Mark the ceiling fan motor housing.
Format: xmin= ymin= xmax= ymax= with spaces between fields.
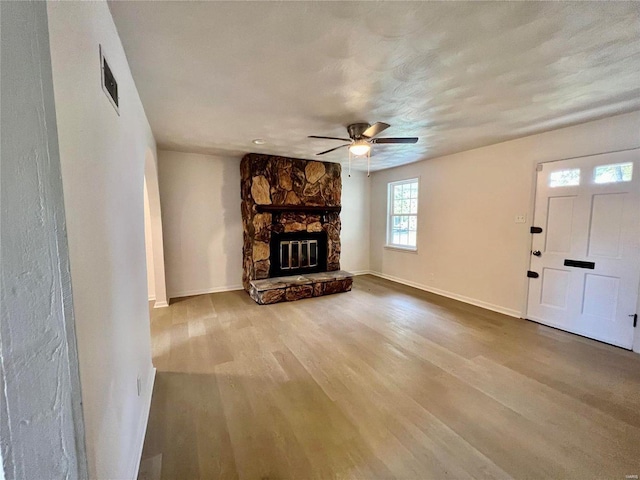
xmin=347 ymin=123 xmax=371 ymax=140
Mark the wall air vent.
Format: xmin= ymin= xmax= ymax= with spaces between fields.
xmin=100 ymin=45 xmax=119 ymax=115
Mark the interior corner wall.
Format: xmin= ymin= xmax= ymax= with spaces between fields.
xmin=0 ymin=2 xmax=87 ymax=478
xmin=339 ymin=170 xmax=371 ymax=274
xmin=370 ymin=111 xmax=640 ymax=326
xmin=46 ymin=2 xmax=156 ymax=478
xmin=158 ymin=151 xmax=371 ymax=298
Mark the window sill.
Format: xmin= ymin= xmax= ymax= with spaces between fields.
xmin=384 ymin=245 xmax=418 ymax=253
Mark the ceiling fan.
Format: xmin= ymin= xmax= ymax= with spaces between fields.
xmin=308 ymin=122 xmax=418 ymax=156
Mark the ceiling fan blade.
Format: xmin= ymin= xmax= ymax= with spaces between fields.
xmin=362 ymin=122 xmax=390 ymax=138
xmin=308 ymin=135 xmax=352 ymax=142
xmin=316 ymin=144 xmax=350 ymax=155
xmin=371 ymin=137 xmax=419 ymax=144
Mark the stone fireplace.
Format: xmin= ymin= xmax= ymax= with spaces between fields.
xmin=241 ymin=153 xmax=353 ymax=304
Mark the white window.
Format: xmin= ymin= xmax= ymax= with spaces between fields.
xmin=387 ymin=178 xmax=419 ymax=250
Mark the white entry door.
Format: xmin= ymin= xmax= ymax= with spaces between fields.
xmin=527 ymin=150 xmax=640 ymax=349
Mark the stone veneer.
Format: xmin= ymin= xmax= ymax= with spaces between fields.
xmin=241 ymin=153 xmax=343 ymax=293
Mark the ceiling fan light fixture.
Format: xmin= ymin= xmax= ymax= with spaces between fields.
xmin=309 ymin=123 xmax=417 ymax=176
xmin=348 ymin=140 xmax=370 ymax=156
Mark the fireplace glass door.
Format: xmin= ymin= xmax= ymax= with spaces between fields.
xmin=280 ymin=240 xmax=318 ymax=271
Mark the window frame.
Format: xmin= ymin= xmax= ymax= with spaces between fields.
xmin=386 ymin=177 xmax=419 ymax=252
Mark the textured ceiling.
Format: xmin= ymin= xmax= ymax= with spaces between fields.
xmin=109 ymin=1 xmax=640 ymax=171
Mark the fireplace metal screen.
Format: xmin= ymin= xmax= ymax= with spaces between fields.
xmin=270 ymin=230 xmax=327 ymax=277
xmin=280 ymin=239 xmax=318 ymax=270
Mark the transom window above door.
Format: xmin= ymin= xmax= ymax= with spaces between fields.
xmin=546 ymin=162 xmax=634 ymax=188
xmin=594 ymin=162 xmax=633 ymax=183
xmin=387 ymin=178 xmax=419 ymax=250
xmin=549 ymin=168 xmax=580 ymax=187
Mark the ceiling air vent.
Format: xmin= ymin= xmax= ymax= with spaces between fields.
xmin=100 ymin=45 xmax=119 ymax=114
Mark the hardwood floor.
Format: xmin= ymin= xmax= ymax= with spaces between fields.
xmin=139 ymin=275 xmax=640 ymax=480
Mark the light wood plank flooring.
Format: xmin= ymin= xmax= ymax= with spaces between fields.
xmin=139 ymin=275 xmax=640 ymax=480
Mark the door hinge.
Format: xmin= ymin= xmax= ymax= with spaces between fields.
xmin=527 ymin=270 xmax=539 ymax=278
xmin=530 ymin=226 xmax=543 ymax=234
xmin=631 ymin=314 xmax=638 ymax=328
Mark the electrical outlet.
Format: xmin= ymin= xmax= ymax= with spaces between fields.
xmin=515 ymin=215 xmax=526 ymax=224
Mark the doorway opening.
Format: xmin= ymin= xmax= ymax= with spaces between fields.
xmin=143 ymin=149 xmax=168 ymax=308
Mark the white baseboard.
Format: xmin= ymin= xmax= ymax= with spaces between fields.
xmin=148 ymin=296 xmax=156 ymax=301
xmin=153 ymin=300 xmax=169 ymax=308
xmin=129 ymin=366 xmax=156 ymax=480
xmin=350 ymin=269 xmax=373 ymax=275
xmin=368 ymin=271 xmax=522 ymax=318
xmin=169 ymin=284 xmax=244 ymax=300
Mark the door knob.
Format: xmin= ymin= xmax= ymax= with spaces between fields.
xmin=532 ymin=250 xmax=542 ymax=257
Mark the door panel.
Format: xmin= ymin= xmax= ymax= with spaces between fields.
xmin=582 ymin=274 xmax=618 ymax=320
xmin=588 ymin=193 xmax=625 ymax=258
xmin=545 ymin=196 xmax=576 ymax=253
xmin=540 ymin=268 xmax=570 ymax=308
xmin=527 ymin=150 xmax=639 ymax=349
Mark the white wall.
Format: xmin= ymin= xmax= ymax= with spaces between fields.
xmin=370 ymin=111 xmax=640 ymax=350
xmin=0 ymin=2 xmax=87 ymax=478
xmin=158 ymin=151 xmax=371 ymax=298
xmin=158 ymin=151 xmax=243 ymax=297
xmin=47 ymin=2 xmax=156 ymax=478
